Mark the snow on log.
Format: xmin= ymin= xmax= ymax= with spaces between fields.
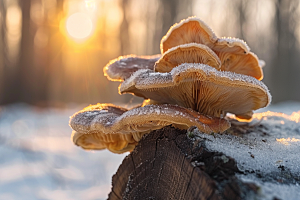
xmin=108 ymin=111 xmax=300 ymax=200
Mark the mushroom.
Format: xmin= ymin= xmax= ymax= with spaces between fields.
xmin=70 ymin=103 xmax=230 ymax=153
xmin=217 ymin=51 xmax=263 ymax=80
xmin=213 ymin=37 xmax=250 ymax=55
xmin=154 ymin=43 xmax=221 ymax=73
xmin=160 ymin=17 xmax=263 ymax=80
xmin=160 ymin=17 xmax=218 ymax=53
xmin=103 ymin=54 xmax=160 ymax=81
xmin=120 ymin=63 xmax=271 ymax=120
xmin=70 ymin=16 xmax=272 ymax=154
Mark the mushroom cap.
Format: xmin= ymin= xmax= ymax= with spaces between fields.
xmin=71 ymin=131 xmax=138 ymax=153
xmin=214 ymin=37 xmax=250 ymax=54
xmin=160 ymin=17 xmax=263 ymax=80
xmin=103 ymin=54 xmax=160 ymax=81
xmin=213 ymin=37 xmax=263 ymax=80
xmin=120 ymin=63 xmax=271 ymax=119
xmin=154 ymin=43 xmax=221 ymax=73
xmin=217 ymin=51 xmax=264 ymax=80
xmin=160 ymin=17 xmax=217 ymax=54
xmin=70 ymin=103 xmax=230 ymax=153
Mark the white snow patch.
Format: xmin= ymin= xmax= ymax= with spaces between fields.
xmin=0 ymin=104 xmax=127 ymax=200
xmin=1 ymin=103 xmax=299 ymax=199
xmin=193 ymin=103 xmax=300 ymax=199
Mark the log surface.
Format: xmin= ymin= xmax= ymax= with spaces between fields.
xmin=108 ymin=126 xmax=259 ymax=200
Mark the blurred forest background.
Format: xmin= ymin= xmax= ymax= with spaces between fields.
xmin=0 ymin=0 xmax=300 ymax=107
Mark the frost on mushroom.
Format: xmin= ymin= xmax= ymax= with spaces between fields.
xmin=154 ymin=43 xmax=221 ymax=73
xmin=160 ymin=17 xmax=263 ymax=80
xmin=103 ymin=54 xmax=161 ymax=81
xmin=160 ymin=17 xmax=218 ymax=53
xmin=215 ymin=43 xmax=263 ymax=80
xmin=69 ymin=103 xmax=230 ymax=153
xmin=70 ymin=16 xmax=272 ymax=155
xmin=120 ymin=63 xmax=271 ymax=120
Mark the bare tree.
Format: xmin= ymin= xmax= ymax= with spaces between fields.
xmin=270 ymin=0 xmax=300 ymax=102
xmin=119 ymin=0 xmax=130 ymax=55
xmin=0 ymin=0 xmax=7 ymax=104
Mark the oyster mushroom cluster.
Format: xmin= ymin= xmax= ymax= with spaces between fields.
xmin=69 ymin=17 xmax=271 ymax=153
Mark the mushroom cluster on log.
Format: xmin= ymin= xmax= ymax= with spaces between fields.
xmin=68 ymin=16 xmax=274 ymax=199
xmin=70 ymin=103 xmax=230 ymax=153
xmin=69 ymin=17 xmax=271 ymax=154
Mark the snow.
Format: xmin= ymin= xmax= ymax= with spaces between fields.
xmin=1 ymin=102 xmax=299 ymax=200
xmin=192 ymin=102 xmax=300 ymax=200
xmin=0 ymin=104 xmax=127 ymax=200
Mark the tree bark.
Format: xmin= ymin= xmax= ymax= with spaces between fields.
xmin=108 ymin=126 xmax=259 ymax=200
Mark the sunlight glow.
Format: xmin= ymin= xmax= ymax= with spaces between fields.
xmin=85 ymin=0 xmax=96 ymax=11
xmin=6 ymin=3 xmax=22 ymax=63
xmin=253 ymin=111 xmax=300 ymax=123
xmin=66 ymin=13 xmax=93 ymax=39
xmin=276 ymin=138 xmax=300 ymax=145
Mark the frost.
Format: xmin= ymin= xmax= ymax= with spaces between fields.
xmin=119 ymin=61 xmax=127 ymax=66
xmin=171 ymin=63 xmax=272 ymax=105
xmin=218 ymin=37 xmax=250 ymax=52
xmin=85 ymin=110 xmax=107 ymax=116
xmin=192 ymin=103 xmax=300 ymax=199
xmin=259 ymin=59 xmax=266 ymax=68
xmin=103 ymin=54 xmax=160 ymax=81
xmin=161 ymin=16 xmax=218 ymax=48
xmin=121 ymin=63 xmax=271 ymax=109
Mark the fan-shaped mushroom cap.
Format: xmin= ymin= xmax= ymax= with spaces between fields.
xmin=70 ymin=103 xmax=230 ymax=153
xmin=71 ymin=131 xmax=137 ymax=153
xmin=160 ymin=17 xmax=263 ymax=80
xmin=154 ymin=43 xmax=221 ymax=73
xmin=160 ymin=17 xmax=217 ymax=54
xmin=218 ymin=51 xmax=263 ymax=80
xmin=214 ymin=37 xmax=250 ymax=54
xmin=103 ymin=54 xmax=160 ymax=81
xmin=120 ymin=63 xmax=271 ymax=120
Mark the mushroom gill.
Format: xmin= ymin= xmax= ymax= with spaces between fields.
xmin=120 ymin=63 xmax=271 ymax=120
xmin=103 ymin=54 xmax=161 ymax=81
xmin=154 ymin=43 xmax=221 ymax=73
xmin=160 ymin=17 xmax=263 ymax=80
xmin=70 ymin=103 xmax=230 ymax=153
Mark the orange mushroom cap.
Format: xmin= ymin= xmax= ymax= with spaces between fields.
xmin=217 ymin=51 xmax=264 ymax=80
xmin=160 ymin=17 xmax=217 ymax=54
xmin=154 ymin=43 xmax=221 ymax=73
xmin=160 ymin=17 xmax=264 ymax=80
xmin=120 ymin=63 xmax=271 ymax=120
xmin=103 ymin=54 xmax=160 ymax=81
xmin=69 ymin=103 xmax=230 ymax=153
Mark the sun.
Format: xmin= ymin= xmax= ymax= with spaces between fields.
xmin=66 ymin=13 xmax=93 ymax=39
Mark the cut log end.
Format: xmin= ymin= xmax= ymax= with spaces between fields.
xmin=108 ymin=126 xmax=259 ymax=200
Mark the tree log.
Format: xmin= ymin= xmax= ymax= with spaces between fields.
xmin=108 ymin=126 xmax=259 ymax=200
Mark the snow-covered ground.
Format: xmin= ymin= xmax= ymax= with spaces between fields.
xmin=0 ymin=104 xmax=127 ymax=200
xmin=0 ymin=102 xmax=299 ymax=200
xmin=196 ymin=101 xmax=300 ymax=200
